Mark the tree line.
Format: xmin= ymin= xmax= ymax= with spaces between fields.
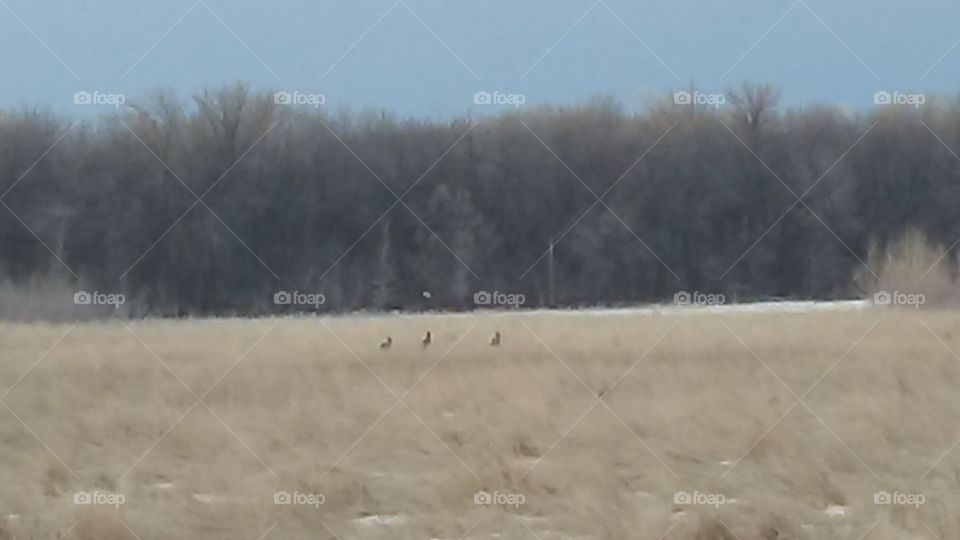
xmin=1 ymin=83 xmax=958 ymax=317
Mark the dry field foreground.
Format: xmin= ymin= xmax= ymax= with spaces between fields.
xmin=2 ymin=308 xmax=960 ymax=540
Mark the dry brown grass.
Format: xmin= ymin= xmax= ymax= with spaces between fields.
xmin=859 ymin=228 xmax=959 ymax=307
xmin=2 ymin=308 xmax=960 ymax=539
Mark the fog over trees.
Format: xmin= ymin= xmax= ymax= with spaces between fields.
xmin=1 ymin=83 xmax=958 ymax=316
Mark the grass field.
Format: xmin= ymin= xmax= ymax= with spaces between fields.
xmin=2 ymin=307 xmax=960 ymax=540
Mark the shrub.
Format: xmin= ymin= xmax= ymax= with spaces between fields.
xmin=857 ymin=228 xmax=957 ymax=307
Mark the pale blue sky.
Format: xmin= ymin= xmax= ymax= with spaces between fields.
xmin=1 ymin=0 xmax=958 ymax=117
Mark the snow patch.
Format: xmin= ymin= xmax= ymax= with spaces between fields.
xmin=353 ymin=514 xmax=408 ymax=526
xmin=192 ymin=493 xmax=226 ymax=504
xmin=825 ymin=504 xmax=847 ymax=517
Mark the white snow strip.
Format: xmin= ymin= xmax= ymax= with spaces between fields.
xmin=176 ymin=299 xmax=873 ymax=324
xmin=313 ymin=300 xmax=870 ymax=321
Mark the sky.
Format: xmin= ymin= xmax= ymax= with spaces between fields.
xmin=1 ymin=0 xmax=958 ymax=118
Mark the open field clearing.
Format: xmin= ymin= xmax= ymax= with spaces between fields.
xmin=2 ymin=307 xmax=960 ymax=540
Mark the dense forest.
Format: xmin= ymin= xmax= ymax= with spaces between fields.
xmin=1 ymin=83 xmax=958 ymax=316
